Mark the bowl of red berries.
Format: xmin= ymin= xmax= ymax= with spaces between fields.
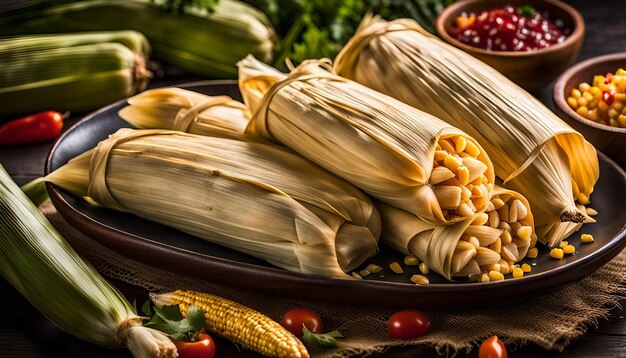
xmin=435 ymin=0 xmax=584 ymax=91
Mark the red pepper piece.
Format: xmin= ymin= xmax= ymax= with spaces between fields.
xmin=0 ymin=111 xmax=65 ymax=146
xmin=602 ymin=88 xmax=616 ymax=106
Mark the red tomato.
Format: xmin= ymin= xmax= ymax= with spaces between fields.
xmin=479 ymin=336 xmax=508 ymax=358
xmin=0 ymin=111 xmax=64 ymax=146
xmin=280 ymin=307 xmax=323 ymax=337
xmin=174 ymin=333 xmax=216 ymax=358
xmin=387 ymin=309 xmax=431 ymax=340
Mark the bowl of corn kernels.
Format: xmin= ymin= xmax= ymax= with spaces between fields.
xmin=554 ymin=52 xmax=626 ymax=166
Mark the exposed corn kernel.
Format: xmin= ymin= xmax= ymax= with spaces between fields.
xmin=480 ymin=273 xmax=490 ymax=282
xmin=559 ymin=240 xmax=569 ymax=249
xmin=389 ymin=262 xmax=404 ymax=274
xmin=419 ymin=262 xmax=430 ymax=275
xmin=366 ymin=264 xmax=383 ymax=273
xmin=512 ymin=267 xmax=524 ymax=279
xmin=550 ymin=248 xmax=564 ymax=259
xmin=498 ymin=259 xmax=510 ymax=275
xmin=359 ymin=269 xmax=371 ymax=277
xmin=581 ymin=233 xmax=594 ymax=243
xmin=351 ymin=272 xmax=363 ymax=279
xmin=563 ymin=244 xmax=576 ymax=255
xmin=521 ymin=263 xmax=532 ymax=273
xmin=488 ymin=270 xmax=504 ymax=281
xmin=404 ymin=255 xmax=419 ymax=266
xmin=410 ymin=274 xmax=429 ymax=285
xmin=586 ymin=207 xmax=598 ymax=216
xmin=526 ymin=247 xmax=538 ymax=259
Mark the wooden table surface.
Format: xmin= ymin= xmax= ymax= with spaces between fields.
xmin=1 ymin=1 xmax=625 ymax=356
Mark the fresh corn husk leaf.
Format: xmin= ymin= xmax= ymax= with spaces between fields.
xmin=0 ymin=164 xmax=176 ymax=357
xmin=238 ymin=55 xmax=495 ymax=225
xmin=0 ymin=0 xmax=275 ymax=78
xmin=334 ymin=16 xmax=599 ymax=247
xmin=118 ymin=88 xmax=250 ymax=139
xmin=0 ymin=31 xmax=150 ymax=117
xmin=378 ymin=186 xmax=535 ymax=280
xmin=45 ymin=128 xmax=381 ymax=277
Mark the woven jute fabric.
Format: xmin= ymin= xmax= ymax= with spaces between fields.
xmin=41 ymin=202 xmax=626 ymax=357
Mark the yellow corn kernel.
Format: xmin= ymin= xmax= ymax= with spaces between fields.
xmin=578 ymin=193 xmax=590 ymax=205
xmin=351 ymin=272 xmax=363 ymax=279
xmin=366 ymin=264 xmax=383 ymax=274
xmin=526 ymin=247 xmax=538 ymax=259
xmin=581 ymin=233 xmax=594 ymax=243
xmin=389 ymin=262 xmax=404 ymax=274
xmin=464 ymin=140 xmax=481 ymax=157
xmin=453 ymin=136 xmax=467 ymax=153
xmin=517 ymin=226 xmax=533 ymax=241
xmin=550 ymin=248 xmax=564 ymax=260
xmin=443 ymin=154 xmax=462 ymax=171
xmin=563 ymin=244 xmax=576 ymax=255
xmin=579 ymin=82 xmax=591 ymax=92
xmin=610 ymin=118 xmax=620 ymax=127
xmin=618 ymin=115 xmax=626 ymax=127
xmin=576 ymin=106 xmax=588 ymax=117
xmin=512 ymin=267 xmax=524 ymax=279
xmin=480 ymin=273 xmax=490 ymax=282
xmin=571 ymin=88 xmax=582 ymax=98
xmin=419 ymin=262 xmax=429 ymax=275
xmin=609 ymin=108 xmax=619 ymax=119
xmin=410 ymin=274 xmax=429 ymax=285
xmin=577 ymin=97 xmax=588 ymax=107
xmin=567 ymin=97 xmax=578 ymax=109
xmin=559 ymin=240 xmax=569 ymax=249
xmin=438 ymin=139 xmax=456 ymax=153
xmin=598 ymin=100 xmax=609 ymax=112
xmin=434 ymin=150 xmax=448 ymax=162
xmin=359 ymin=270 xmax=371 ymax=277
xmin=583 ymin=91 xmax=594 ymax=102
xmin=586 ymin=207 xmax=598 ymax=216
xmin=498 ymin=259 xmax=510 ymax=275
xmin=488 ymin=270 xmax=504 ymax=281
xmin=404 ymin=255 xmax=419 ymax=266
xmin=159 ymin=290 xmax=309 ymax=358
xmin=521 ymin=263 xmax=532 ymax=273
xmin=457 ymin=166 xmax=470 ymax=185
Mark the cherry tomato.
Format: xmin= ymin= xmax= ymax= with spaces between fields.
xmin=0 ymin=111 xmax=64 ymax=146
xmin=387 ymin=309 xmax=431 ymax=340
xmin=280 ymin=307 xmax=323 ymax=337
xmin=479 ymin=335 xmax=508 ymax=358
xmin=174 ymin=333 xmax=216 ymax=358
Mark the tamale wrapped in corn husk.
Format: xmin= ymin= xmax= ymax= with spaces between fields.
xmin=379 ymin=186 xmax=535 ymax=280
xmin=237 ymin=56 xmax=495 ymax=225
xmin=44 ymin=128 xmax=381 ymax=277
xmin=334 ymin=16 xmax=599 ymax=247
xmin=118 ymin=88 xmax=249 ymax=139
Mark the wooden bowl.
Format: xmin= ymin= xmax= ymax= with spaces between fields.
xmin=553 ymin=53 xmax=626 ymax=167
xmin=435 ymin=0 xmax=584 ymax=91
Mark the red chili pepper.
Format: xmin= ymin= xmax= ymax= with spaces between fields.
xmin=0 ymin=111 xmax=65 ymax=146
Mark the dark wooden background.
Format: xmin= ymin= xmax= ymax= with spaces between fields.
xmin=1 ymin=0 xmax=625 ymax=356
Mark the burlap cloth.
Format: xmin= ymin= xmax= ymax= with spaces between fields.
xmin=40 ymin=201 xmax=626 ymax=357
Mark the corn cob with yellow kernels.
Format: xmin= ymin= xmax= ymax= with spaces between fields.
xmin=151 ymin=290 xmax=309 ymax=358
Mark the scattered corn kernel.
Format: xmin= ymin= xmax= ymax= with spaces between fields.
xmin=351 ymin=272 xmax=363 ymax=279
xmin=550 ymin=248 xmax=564 ymax=259
xmin=389 ymin=262 xmax=404 ymax=274
xmin=559 ymin=240 xmax=569 ymax=249
xmin=419 ymin=262 xmax=430 ymax=275
xmin=480 ymin=273 xmax=490 ymax=282
xmin=512 ymin=267 xmax=524 ymax=279
xmin=586 ymin=207 xmax=598 ymax=216
xmin=488 ymin=270 xmax=504 ymax=281
xmin=359 ymin=269 xmax=371 ymax=277
xmin=563 ymin=244 xmax=576 ymax=255
xmin=526 ymin=247 xmax=538 ymax=259
xmin=404 ymin=255 xmax=419 ymax=266
xmin=521 ymin=263 xmax=532 ymax=273
xmin=410 ymin=274 xmax=429 ymax=285
xmin=366 ymin=264 xmax=383 ymax=273
xmin=581 ymin=233 xmax=594 ymax=243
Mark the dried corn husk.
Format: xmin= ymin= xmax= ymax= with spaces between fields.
xmin=45 ymin=128 xmax=381 ymax=277
xmin=379 ymin=186 xmax=535 ymax=280
xmin=238 ymin=56 xmax=495 ymax=225
xmin=334 ymin=16 xmax=599 ymax=247
xmin=118 ymin=87 xmax=249 ymax=139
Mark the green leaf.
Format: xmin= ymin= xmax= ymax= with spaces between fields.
xmin=301 ymin=326 xmax=343 ymax=349
xmin=154 ymin=304 xmax=184 ymax=322
xmin=186 ymin=305 xmax=206 ymax=333
xmin=520 ymin=5 xmax=536 ymax=17
xmin=145 ymin=321 xmax=189 ymax=341
xmin=141 ymin=300 xmax=153 ymax=317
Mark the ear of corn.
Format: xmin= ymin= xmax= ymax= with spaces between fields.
xmin=0 ymin=0 xmax=275 ymax=78
xmin=45 ymin=128 xmax=381 ymax=276
xmin=0 ymin=31 xmax=151 ymax=118
xmin=152 ymin=290 xmax=309 ymax=358
xmin=0 ymin=164 xmax=176 ymax=357
xmin=334 ymin=16 xmax=599 ymax=247
xmin=118 ymin=87 xmax=250 ymax=139
xmin=238 ymin=55 xmax=495 ymax=226
xmin=378 ymin=186 xmax=535 ymax=280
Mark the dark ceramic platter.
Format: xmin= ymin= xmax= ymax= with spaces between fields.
xmin=46 ymin=81 xmax=626 ymax=310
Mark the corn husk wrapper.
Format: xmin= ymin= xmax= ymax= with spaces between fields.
xmin=45 ymin=128 xmax=381 ymax=277
xmin=238 ymin=55 xmax=495 ymax=225
xmin=118 ymin=87 xmax=250 ymax=139
xmin=334 ymin=17 xmax=599 ymax=247
xmin=379 ymin=186 xmax=535 ymax=280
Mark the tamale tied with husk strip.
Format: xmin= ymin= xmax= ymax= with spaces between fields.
xmin=334 ymin=16 xmax=599 ymax=247
xmin=44 ymin=128 xmax=381 ymax=278
xmin=378 ymin=186 xmax=535 ymax=280
xmin=118 ymin=87 xmax=250 ymax=139
xmin=237 ymin=56 xmax=495 ymax=226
